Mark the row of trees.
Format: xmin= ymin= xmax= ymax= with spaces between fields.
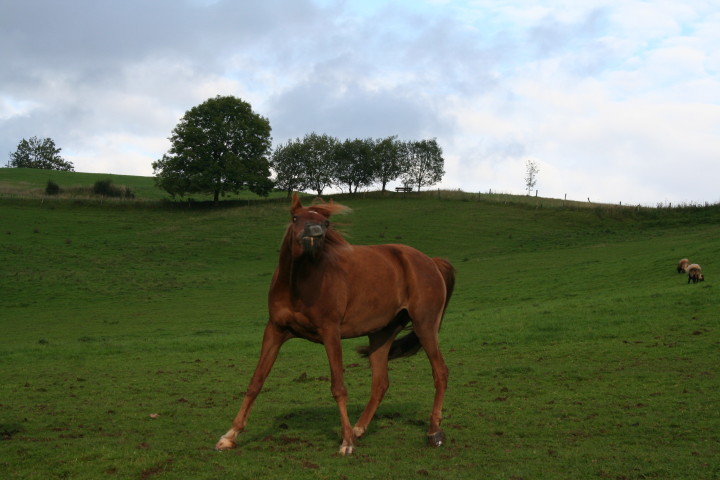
xmin=5 ymin=96 xmax=445 ymax=202
xmin=272 ymin=134 xmax=445 ymax=196
xmin=152 ymin=96 xmax=445 ymax=201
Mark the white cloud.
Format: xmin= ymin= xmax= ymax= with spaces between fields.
xmin=67 ymin=133 xmax=171 ymax=176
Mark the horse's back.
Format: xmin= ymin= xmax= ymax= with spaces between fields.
xmin=349 ymin=243 xmax=444 ymax=284
xmin=346 ymin=243 xmax=449 ymax=307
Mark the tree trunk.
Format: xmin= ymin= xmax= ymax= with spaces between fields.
xmin=214 ymin=190 xmax=220 ymax=205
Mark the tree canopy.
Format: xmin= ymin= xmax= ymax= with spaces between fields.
xmin=7 ymin=136 xmax=74 ymax=171
xmin=152 ymin=95 xmax=273 ymax=203
xmin=334 ymin=138 xmax=375 ymax=194
xmin=373 ymin=136 xmax=406 ymax=192
xmin=271 ymin=138 xmax=309 ymax=197
xmin=401 ymin=138 xmax=444 ymax=192
xmin=300 ymin=132 xmax=338 ymax=196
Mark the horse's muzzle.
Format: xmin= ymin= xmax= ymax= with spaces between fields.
xmin=301 ymin=223 xmax=326 ymax=252
xmin=304 ymin=223 xmax=325 ymax=238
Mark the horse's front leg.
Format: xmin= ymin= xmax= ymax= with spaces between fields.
xmin=320 ymin=328 xmax=355 ymax=455
xmin=215 ymin=322 xmax=290 ymax=450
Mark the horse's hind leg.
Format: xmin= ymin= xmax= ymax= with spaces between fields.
xmin=412 ymin=315 xmax=448 ymax=447
xmin=353 ymin=323 xmax=406 ymax=438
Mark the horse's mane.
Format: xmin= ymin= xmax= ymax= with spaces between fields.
xmin=314 ymin=199 xmax=351 ymax=253
xmin=321 ymin=224 xmax=350 ymax=251
xmin=307 ymin=198 xmax=352 ymax=218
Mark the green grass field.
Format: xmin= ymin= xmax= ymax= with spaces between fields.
xmin=1 ymin=169 xmax=718 ymax=479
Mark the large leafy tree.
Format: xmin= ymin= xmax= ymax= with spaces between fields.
xmin=153 ymin=95 xmax=273 ymax=203
xmin=7 ymin=136 xmax=74 ymax=171
xmin=401 ymin=138 xmax=445 ymax=191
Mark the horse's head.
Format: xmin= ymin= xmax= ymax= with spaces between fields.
xmin=288 ymin=193 xmax=349 ymax=258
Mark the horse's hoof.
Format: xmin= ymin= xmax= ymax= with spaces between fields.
xmin=339 ymin=444 xmax=355 ymax=455
xmin=214 ymin=438 xmax=237 ymax=451
xmin=427 ymin=431 xmax=445 ymax=447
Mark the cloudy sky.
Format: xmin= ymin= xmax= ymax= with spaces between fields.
xmin=2 ymin=0 xmax=719 ymax=205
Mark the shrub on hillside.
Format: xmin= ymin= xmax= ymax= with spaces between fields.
xmin=92 ymin=179 xmax=134 ymax=199
xmin=45 ymin=180 xmax=61 ymax=195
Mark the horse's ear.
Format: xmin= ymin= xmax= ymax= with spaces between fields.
xmin=291 ymin=192 xmax=303 ymax=213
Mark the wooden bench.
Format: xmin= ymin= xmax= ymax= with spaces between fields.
xmin=395 ymin=187 xmax=413 ymax=193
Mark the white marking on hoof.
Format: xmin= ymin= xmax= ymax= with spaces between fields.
xmin=339 ymin=444 xmax=355 ymax=455
xmin=215 ymin=437 xmax=237 ymax=451
xmin=352 ymin=426 xmax=365 ymax=438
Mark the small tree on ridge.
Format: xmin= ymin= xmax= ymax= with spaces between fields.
xmin=7 ymin=136 xmax=74 ymax=171
xmin=525 ymin=159 xmax=539 ymax=195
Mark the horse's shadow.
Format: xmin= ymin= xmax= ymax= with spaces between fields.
xmin=244 ymin=401 xmax=423 ymax=448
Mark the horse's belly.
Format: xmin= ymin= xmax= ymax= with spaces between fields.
xmin=339 ymin=303 xmax=404 ymax=339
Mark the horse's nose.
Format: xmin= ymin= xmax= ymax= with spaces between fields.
xmin=304 ymin=223 xmax=324 ymax=237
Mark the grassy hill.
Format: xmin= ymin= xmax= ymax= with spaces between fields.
xmin=1 ymin=169 xmax=718 ymax=479
xmin=0 ymin=167 xmax=288 ymax=202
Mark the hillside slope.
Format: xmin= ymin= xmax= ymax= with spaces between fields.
xmin=1 ymin=173 xmax=718 ymax=479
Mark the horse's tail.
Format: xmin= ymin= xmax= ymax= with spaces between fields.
xmin=433 ymin=257 xmax=456 ymax=315
xmin=358 ymin=258 xmax=455 ymax=361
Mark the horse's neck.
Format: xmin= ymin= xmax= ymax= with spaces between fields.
xmin=275 ymin=234 xmax=295 ymax=288
xmin=277 ymin=238 xmax=335 ymax=294
xmin=275 ymin=235 xmax=317 ymax=283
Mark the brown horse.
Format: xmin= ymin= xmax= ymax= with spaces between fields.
xmin=215 ymin=193 xmax=455 ymax=454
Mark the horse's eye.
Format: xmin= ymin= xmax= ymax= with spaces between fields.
xmin=292 ymin=216 xmax=298 ymax=223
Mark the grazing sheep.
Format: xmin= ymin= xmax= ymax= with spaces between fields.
xmin=687 ymin=264 xmax=704 ymax=284
xmin=677 ymin=258 xmax=689 ymax=273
